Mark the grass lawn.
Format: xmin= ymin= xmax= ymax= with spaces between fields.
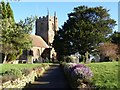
xmin=0 ymin=63 xmax=50 ymax=74
xmin=86 ymin=61 xmax=119 ymax=89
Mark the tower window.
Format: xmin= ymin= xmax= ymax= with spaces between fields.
xmin=52 ymin=23 xmax=54 ymax=30
xmin=40 ymin=23 xmax=43 ymax=30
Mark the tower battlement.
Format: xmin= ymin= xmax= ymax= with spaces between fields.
xmin=35 ymin=12 xmax=58 ymax=59
xmin=35 ymin=13 xmax=58 ymax=44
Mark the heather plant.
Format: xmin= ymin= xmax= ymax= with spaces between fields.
xmin=63 ymin=63 xmax=93 ymax=88
xmin=64 ymin=63 xmax=77 ymax=73
xmin=71 ymin=64 xmax=93 ymax=83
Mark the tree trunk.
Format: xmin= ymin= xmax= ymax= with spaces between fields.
xmin=3 ymin=54 xmax=7 ymax=64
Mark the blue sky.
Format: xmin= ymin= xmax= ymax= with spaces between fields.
xmin=9 ymin=2 xmax=118 ymax=34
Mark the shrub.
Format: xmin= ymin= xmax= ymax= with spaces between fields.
xmin=71 ymin=64 xmax=93 ymax=83
xmin=64 ymin=56 xmax=77 ymax=63
xmin=99 ymin=42 xmax=119 ymax=61
xmin=63 ymin=63 xmax=93 ymax=88
xmin=21 ymin=68 xmax=32 ymax=76
xmin=2 ymin=68 xmax=23 ymax=83
xmin=3 ymin=68 xmax=22 ymax=78
xmin=2 ymin=74 xmax=18 ymax=83
xmin=2 ymin=68 xmax=24 ymax=83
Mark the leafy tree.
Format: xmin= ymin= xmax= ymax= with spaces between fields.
xmin=1 ymin=18 xmax=15 ymax=63
xmin=99 ymin=42 xmax=119 ymax=61
xmin=53 ymin=6 xmax=116 ymax=61
xmin=110 ymin=31 xmax=120 ymax=58
xmin=1 ymin=16 xmax=36 ymax=63
xmin=0 ymin=1 xmax=37 ymax=63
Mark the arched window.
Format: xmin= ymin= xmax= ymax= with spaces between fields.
xmin=37 ymin=49 xmax=40 ymax=56
xmin=29 ymin=50 xmax=33 ymax=56
xmin=52 ymin=23 xmax=54 ymax=30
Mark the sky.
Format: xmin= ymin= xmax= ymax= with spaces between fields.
xmin=7 ymin=1 xmax=119 ymax=34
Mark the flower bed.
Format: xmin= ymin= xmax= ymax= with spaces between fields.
xmin=0 ymin=63 xmax=50 ymax=89
xmin=61 ymin=62 xmax=93 ymax=89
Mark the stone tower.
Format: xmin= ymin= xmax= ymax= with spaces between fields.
xmin=35 ymin=12 xmax=58 ymax=59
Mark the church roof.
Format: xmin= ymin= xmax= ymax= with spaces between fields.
xmin=30 ymin=35 xmax=49 ymax=48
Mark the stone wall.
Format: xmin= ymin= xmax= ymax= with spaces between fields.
xmin=1 ymin=65 xmax=49 ymax=89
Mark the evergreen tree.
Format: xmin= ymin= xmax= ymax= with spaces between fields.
xmin=53 ymin=6 xmax=116 ymax=61
xmin=6 ymin=2 xmax=14 ymax=21
xmin=0 ymin=3 xmax=2 ymax=19
xmin=110 ymin=31 xmax=120 ymax=44
xmin=110 ymin=31 xmax=120 ymax=58
xmin=1 ymin=1 xmax=7 ymax=19
xmin=0 ymin=1 xmax=37 ymax=63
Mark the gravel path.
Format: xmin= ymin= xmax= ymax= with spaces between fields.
xmin=24 ymin=64 xmax=71 ymax=89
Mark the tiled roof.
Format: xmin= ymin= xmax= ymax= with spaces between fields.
xmin=30 ymin=35 xmax=49 ymax=48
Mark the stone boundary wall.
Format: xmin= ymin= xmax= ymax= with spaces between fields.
xmin=1 ymin=64 xmax=50 ymax=89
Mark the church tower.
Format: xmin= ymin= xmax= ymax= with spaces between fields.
xmin=35 ymin=12 xmax=58 ymax=59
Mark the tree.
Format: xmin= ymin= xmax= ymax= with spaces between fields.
xmin=1 ymin=1 xmax=14 ymax=20
xmin=1 ymin=18 xmax=16 ymax=63
xmin=0 ymin=3 xmax=2 ymax=19
xmin=0 ymin=1 xmax=37 ymax=63
xmin=110 ymin=31 xmax=120 ymax=44
xmin=99 ymin=42 xmax=119 ymax=61
xmin=6 ymin=2 xmax=14 ymax=21
xmin=110 ymin=31 xmax=120 ymax=58
xmin=1 ymin=1 xmax=7 ymax=19
xmin=1 ymin=16 xmax=36 ymax=63
xmin=53 ymin=6 xmax=116 ymax=61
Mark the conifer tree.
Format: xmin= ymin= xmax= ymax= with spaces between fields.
xmin=6 ymin=2 xmax=14 ymax=21
xmin=0 ymin=1 xmax=36 ymax=63
xmin=0 ymin=3 xmax=2 ymax=19
xmin=1 ymin=1 xmax=7 ymax=19
xmin=53 ymin=6 xmax=116 ymax=61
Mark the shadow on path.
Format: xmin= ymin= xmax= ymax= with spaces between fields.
xmin=23 ymin=64 xmax=71 ymax=89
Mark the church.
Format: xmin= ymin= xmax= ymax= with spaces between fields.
xmin=19 ymin=12 xmax=58 ymax=63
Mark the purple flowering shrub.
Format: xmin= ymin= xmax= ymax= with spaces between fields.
xmin=63 ymin=63 xmax=77 ymax=73
xmin=71 ymin=64 xmax=93 ymax=83
xmin=63 ymin=63 xmax=93 ymax=88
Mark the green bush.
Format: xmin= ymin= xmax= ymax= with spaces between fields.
xmin=21 ymin=68 xmax=32 ymax=76
xmin=3 ymin=68 xmax=22 ymax=78
xmin=64 ymin=56 xmax=76 ymax=63
xmin=1 ymin=64 xmax=49 ymax=83
xmin=2 ymin=74 xmax=18 ymax=83
xmin=2 ymin=68 xmax=23 ymax=83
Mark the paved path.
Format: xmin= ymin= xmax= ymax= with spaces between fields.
xmin=24 ymin=64 xmax=71 ymax=89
